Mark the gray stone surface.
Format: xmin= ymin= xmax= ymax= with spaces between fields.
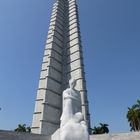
xmin=90 ymin=132 xmax=140 ymax=140
xmin=0 ymin=130 xmax=51 ymax=140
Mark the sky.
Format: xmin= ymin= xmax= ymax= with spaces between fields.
xmin=0 ymin=0 xmax=140 ymax=133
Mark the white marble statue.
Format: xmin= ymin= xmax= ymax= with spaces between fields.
xmin=60 ymin=78 xmax=81 ymax=127
xmin=51 ymin=79 xmax=89 ymax=140
xmin=60 ymin=79 xmax=89 ymax=140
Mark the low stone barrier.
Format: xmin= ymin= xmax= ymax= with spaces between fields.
xmin=0 ymin=130 xmax=140 ymax=140
xmin=0 ymin=130 xmax=50 ymax=140
xmin=90 ymin=132 xmax=140 ymax=140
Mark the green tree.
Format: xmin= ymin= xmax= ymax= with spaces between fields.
xmin=99 ymin=123 xmax=109 ymax=134
xmin=15 ymin=124 xmax=31 ymax=133
xmin=92 ymin=126 xmax=102 ymax=134
xmin=26 ymin=126 xmax=31 ymax=133
xmin=92 ymin=123 xmax=109 ymax=134
xmin=15 ymin=124 xmax=26 ymax=132
xmin=127 ymin=99 xmax=140 ymax=131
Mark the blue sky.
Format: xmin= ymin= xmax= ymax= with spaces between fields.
xmin=0 ymin=0 xmax=140 ymax=133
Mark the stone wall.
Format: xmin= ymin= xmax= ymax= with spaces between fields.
xmin=0 ymin=130 xmax=140 ymax=140
xmin=0 ymin=130 xmax=50 ymax=140
xmin=90 ymin=132 xmax=140 ymax=140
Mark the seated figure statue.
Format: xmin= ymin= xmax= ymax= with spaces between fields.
xmin=60 ymin=79 xmax=89 ymax=140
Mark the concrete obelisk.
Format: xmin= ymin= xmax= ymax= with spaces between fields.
xmin=31 ymin=0 xmax=91 ymax=135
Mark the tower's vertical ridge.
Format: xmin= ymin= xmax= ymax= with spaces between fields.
xmin=66 ymin=0 xmax=91 ymax=131
xmin=32 ymin=0 xmax=91 ymax=135
xmin=32 ymin=0 xmax=65 ymax=135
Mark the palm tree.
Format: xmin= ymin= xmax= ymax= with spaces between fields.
xmin=133 ymin=99 xmax=140 ymax=109
xmin=92 ymin=126 xmax=101 ymax=134
xmin=26 ymin=126 xmax=31 ymax=133
xmin=15 ymin=124 xmax=31 ymax=133
xmin=127 ymin=99 xmax=140 ymax=131
xmin=15 ymin=124 xmax=26 ymax=132
xmin=99 ymin=123 xmax=109 ymax=134
xmin=92 ymin=123 xmax=109 ymax=134
xmin=134 ymin=99 xmax=140 ymax=130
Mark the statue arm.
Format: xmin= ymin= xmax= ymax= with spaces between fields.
xmin=64 ymin=94 xmax=80 ymax=102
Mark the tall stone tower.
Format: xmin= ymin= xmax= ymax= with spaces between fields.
xmin=32 ymin=0 xmax=90 ymax=135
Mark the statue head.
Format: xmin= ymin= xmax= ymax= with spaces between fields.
xmin=69 ymin=78 xmax=76 ymax=89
